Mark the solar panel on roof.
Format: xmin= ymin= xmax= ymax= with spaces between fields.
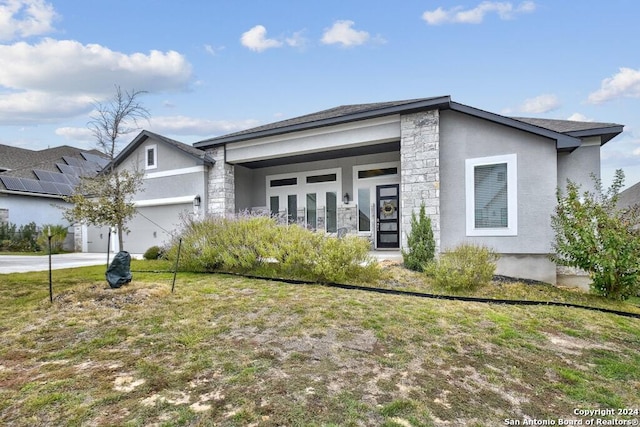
xmin=66 ymin=175 xmax=80 ymax=185
xmin=54 ymin=183 xmax=73 ymax=196
xmin=49 ymin=172 xmax=70 ymax=184
xmin=33 ymin=169 xmax=54 ymax=182
xmin=57 ymin=163 xmax=82 ymax=176
xmin=39 ymin=181 xmax=59 ymax=194
xmin=82 ymin=152 xmax=109 ymax=167
xmin=0 ymin=176 xmax=26 ymax=191
xmin=20 ymin=178 xmax=44 ymax=193
xmin=63 ymin=156 xmax=82 ymax=167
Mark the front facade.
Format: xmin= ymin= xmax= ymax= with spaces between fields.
xmin=194 ymin=96 xmax=623 ymax=284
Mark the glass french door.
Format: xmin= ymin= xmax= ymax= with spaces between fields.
xmin=376 ymin=184 xmax=400 ymax=248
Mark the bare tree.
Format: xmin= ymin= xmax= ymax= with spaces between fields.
xmin=64 ymin=86 xmax=150 ymax=251
xmin=90 ymin=86 xmax=150 ymax=166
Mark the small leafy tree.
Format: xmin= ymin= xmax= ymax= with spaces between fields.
xmin=551 ymin=169 xmax=640 ymax=300
xmin=402 ymin=203 xmax=436 ymax=271
xmin=64 ymin=86 xmax=149 ymax=251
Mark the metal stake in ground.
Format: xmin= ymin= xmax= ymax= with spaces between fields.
xmin=48 ymin=226 xmax=52 ymax=303
xmin=106 ymin=226 xmax=112 ymax=273
xmin=171 ymin=238 xmax=182 ymax=293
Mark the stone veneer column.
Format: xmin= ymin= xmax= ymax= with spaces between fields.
xmin=74 ymin=224 xmax=83 ymax=252
xmin=205 ymin=146 xmax=235 ymax=216
xmin=400 ymin=110 xmax=440 ymax=252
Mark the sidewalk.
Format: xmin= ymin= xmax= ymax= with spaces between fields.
xmin=0 ymin=252 xmax=141 ymax=274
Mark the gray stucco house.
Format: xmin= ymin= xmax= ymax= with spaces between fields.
xmin=190 ymin=95 xmax=623 ymax=284
xmin=85 ymin=130 xmax=214 ymax=254
xmin=95 ymin=96 xmax=623 ymax=285
xmin=0 ymin=144 xmax=107 ymax=249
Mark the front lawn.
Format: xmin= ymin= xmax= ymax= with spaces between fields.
xmin=1 ymin=261 xmax=639 ymax=426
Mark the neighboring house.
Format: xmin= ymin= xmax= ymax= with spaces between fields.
xmin=0 ymin=144 xmax=108 ymax=249
xmin=617 ymin=181 xmax=640 ymax=212
xmin=186 ymin=95 xmax=623 ymax=285
xmin=85 ymin=130 xmax=214 ymax=254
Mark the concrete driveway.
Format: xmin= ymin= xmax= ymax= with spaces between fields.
xmin=0 ymin=253 xmax=112 ymax=274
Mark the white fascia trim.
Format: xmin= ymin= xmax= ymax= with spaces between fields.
xmin=135 ymin=195 xmax=197 ymax=207
xmin=144 ymin=165 xmax=206 ymax=179
xmin=465 ymin=153 xmax=518 ymax=237
xmin=0 ymin=190 xmax=65 ymax=199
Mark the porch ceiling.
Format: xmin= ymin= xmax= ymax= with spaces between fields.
xmin=232 ymin=141 xmax=400 ymax=169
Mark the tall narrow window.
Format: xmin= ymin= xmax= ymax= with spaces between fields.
xmin=287 ymin=195 xmax=297 ymax=224
xmin=306 ymin=193 xmax=317 ymax=229
xmin=145 ymin=145 xmax=157 ymax=170
xmin=465 ymin=154 xmax=517 ymax=236
xmin=358 ymin=188 xmax=371 ymax=232
xmin=326 ymin=192 xmax=337 ymax=232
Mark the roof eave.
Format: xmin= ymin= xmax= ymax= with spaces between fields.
xmin=565 ymin=125 xmax=624 ymax=145
xmin=447 ymin=102 xmax=582 ymax=151
xmin=109 ymin=130 xmax=215 ymax=171
xmin=194 ymin=96 xmax=452 ymax=148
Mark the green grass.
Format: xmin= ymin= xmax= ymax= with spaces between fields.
xmin=1 ymin=260 xmax=639 ymax=426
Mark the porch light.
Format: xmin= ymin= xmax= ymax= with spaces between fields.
xmin=343 ymin=192 xmax=350 ymax=204
xmin=193 ymin=195 xmax=201 ymax=208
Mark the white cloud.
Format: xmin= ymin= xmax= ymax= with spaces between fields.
xmin=240 ymin=25 xmax=282 ymax=52
xmin=567 ymin=113 xmax=593 ymax=122
xmin=0 ymin=38 xmax=192 ymax=124
xmin=204 ymin=44 xmax=225 ymax=56
xmin=148 ymin=116 xmax=260 ymax=136
xmin=55 ymin=126 xmax=93 ymax=141
xmin=518 ymin=94 xmax=560 ymax=114
xmin=321 ymin=20 xmax=370 ymax=47
xmin=422 ymin=1 xmax=536 ymax=25
xmin=0 ymin=0 xmax=57 ymax=41
xmin=587 ymin=67 xmax=640 ymax=104
xmin=0 ymin=90 xmax=94 ymax=124
xmin=285 ymin=30 xmax=308 ymax=49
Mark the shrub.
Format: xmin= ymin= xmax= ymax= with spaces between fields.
xmin=426 ymin=243 xmax=498 ymax=292
xmin=168 ymin=215 xmax=277 ymax=273
xmin=402 ymin=203 xmax=435 ymax=272
xmin=143 ymin=245 xmax=163 ymax=260
xmin=551 ymin=170 xmax=640 ymax=300
xmin=0 ymin=222 xmax=39 ymax=252
xmin=167 ymin=214 xmax=380 ymax=284
xmin=36 ymin=224 xmax=68 ymax=254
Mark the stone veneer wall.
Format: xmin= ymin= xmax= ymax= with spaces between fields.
xmin=206 ymin=146 xmax=235 ymax=216
xmin=400 ymin=110 xmax=440 ymax=251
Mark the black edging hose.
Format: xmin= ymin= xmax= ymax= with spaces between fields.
xmin=223 ymin=272 xmax=640 ymax=320
xmin=130 ymin=270 xmax=640 ymax=320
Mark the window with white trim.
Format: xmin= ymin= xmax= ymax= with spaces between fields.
xmin=465 ymin=154 xmax=517 ymax=236
xmin=145 ymin=145 xmax=158 ymax=170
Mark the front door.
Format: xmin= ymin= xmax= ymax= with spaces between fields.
xmin=376 ymin=184 xmax=400 ymax=248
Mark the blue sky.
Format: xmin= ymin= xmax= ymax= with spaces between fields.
xmin=1 ymin=0 xmax=639 ymax=188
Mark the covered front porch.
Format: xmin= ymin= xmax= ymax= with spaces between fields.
xmin=203 ymin=108 xmax=441 ymax=252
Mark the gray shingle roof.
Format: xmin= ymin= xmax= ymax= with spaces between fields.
xmin=194 ymin=97 xmax=450 ymax=146
xmin=618 ymin=181 xmax=640 ymax=209
xmin=110 ymin=130 xmax=214 ymax=169
xmin=510 ymin=117 xmax=622 ymax=134
xmin=0 ymin=144 xmax=108 ymax=196
xmin=194 ymin=96 xmax=623 ymax=149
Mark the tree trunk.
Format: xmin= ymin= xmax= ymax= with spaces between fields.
xmin=117 ymin=222 xmax=124 ymax=252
